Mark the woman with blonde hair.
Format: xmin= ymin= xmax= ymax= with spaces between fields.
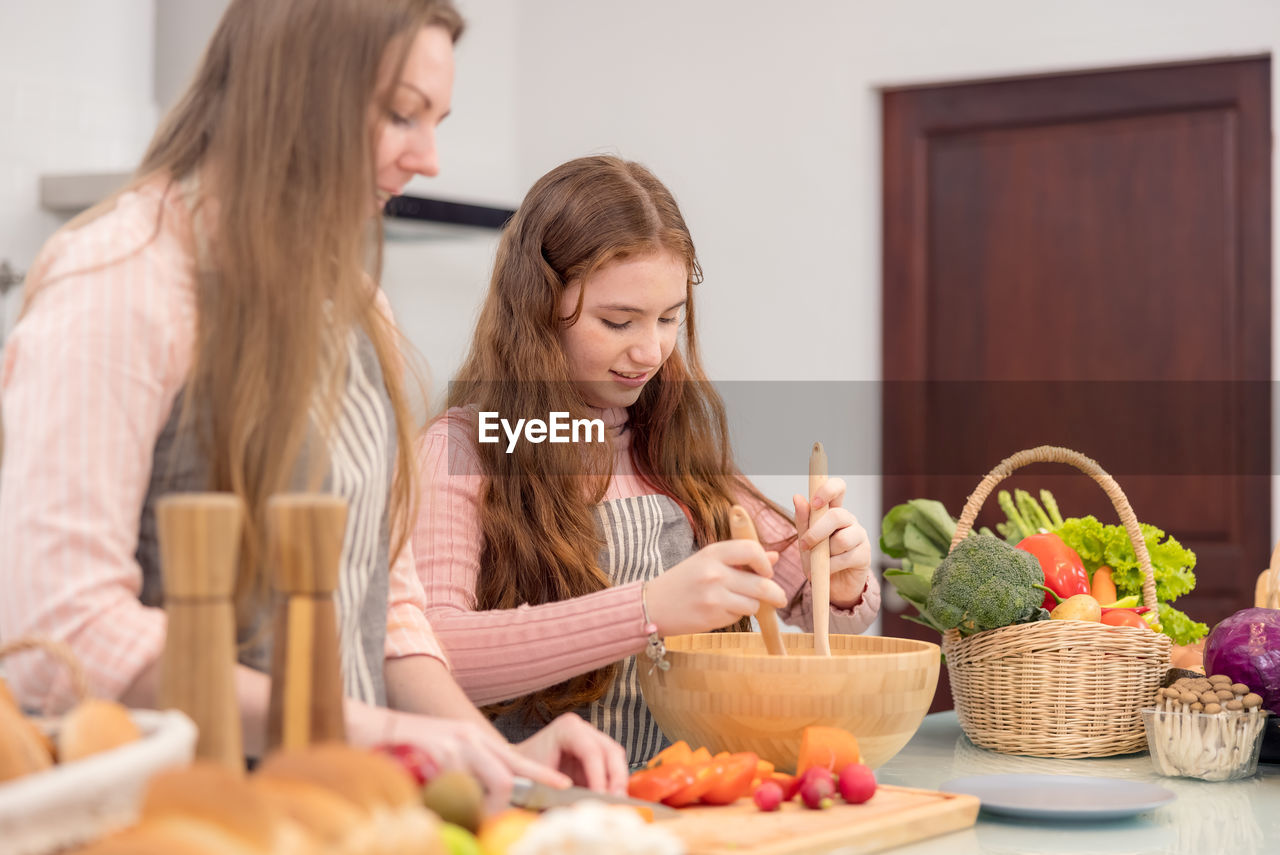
xmin=0 ymin=0 xmax=627 ymax=802
xmin=414 ymin=155 xmax=880 ymax=764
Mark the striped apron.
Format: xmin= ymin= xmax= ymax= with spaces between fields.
xmin=492 ymin=493 xmax=695 ymax=767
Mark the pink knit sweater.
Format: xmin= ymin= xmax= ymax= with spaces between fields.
xmin=412 ymin=408 xmax=881 ymax=706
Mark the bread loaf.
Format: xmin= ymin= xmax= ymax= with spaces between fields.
xmin=140 ymin=762 xmax=315 ymax=855
xmin=57 ymin=699 xmax=141 ymax=763
xmin=0 ymin=703 xmax=54 ymax=783
xmin=257 ymin=743 xmax=444 ymax=855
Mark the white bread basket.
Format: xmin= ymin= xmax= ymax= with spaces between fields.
xmin=0 ymin=639 xmax=198 ymax=854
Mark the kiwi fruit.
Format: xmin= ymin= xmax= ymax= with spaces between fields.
xmin=421 ymin=769 xmax=485 ymax=833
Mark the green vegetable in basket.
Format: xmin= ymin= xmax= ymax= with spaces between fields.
xmin=924 ymin=534 xmax=1048 ymax=636
xmin=880 ymin=499 xmax=997 ymax=634
xmin=1053 ymin=515 xmax=1208 ymax=646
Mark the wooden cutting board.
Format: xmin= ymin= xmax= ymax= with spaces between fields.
xmin=664 ymin=785 xmax=979 ymax=855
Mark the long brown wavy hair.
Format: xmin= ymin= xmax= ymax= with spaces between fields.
xmin=21 ymin=0 xmax=464 ymax=617
xmin=447 ymin=156 xmax=792 ymax=723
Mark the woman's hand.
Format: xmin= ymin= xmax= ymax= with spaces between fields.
xmin=515 ymin=712 xmax=630 ymax=795
xmin=387 ymin=713 xmax=575 ymax=813
xmin=793 ymin=476 xmax=871 ymax=609
xmin=644 ymin=540 xmax=786 ymax=637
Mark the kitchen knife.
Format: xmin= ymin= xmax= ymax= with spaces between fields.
xmin=510 ymin=776 xmax=680 ymax=819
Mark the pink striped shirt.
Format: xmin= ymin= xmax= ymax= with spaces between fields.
xmin=0 ymin=179 xmax=445 ymax=713
xmin=412 ymin=409 xmax=881 ymax=706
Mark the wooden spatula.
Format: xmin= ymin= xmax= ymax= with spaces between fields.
xmin=808 ymin=442 xmax=832 ymax=656
xmin=266 ymin=494 xmax=348 ymax=751
xmin=729 ymin=505 xmax=786 ymax=656
xmin=156 ymin=492 xmax=246 ymax=773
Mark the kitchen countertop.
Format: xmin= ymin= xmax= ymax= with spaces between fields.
xmin=873 ymin=711 xmax=1280 ymax=855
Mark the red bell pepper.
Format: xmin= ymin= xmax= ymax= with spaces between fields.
xmin=1017 ymin=532 xmax=1090 ymax=610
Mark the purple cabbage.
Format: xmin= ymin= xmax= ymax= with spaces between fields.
xmin=1203 ymin=607 xmax=1280 ymax=714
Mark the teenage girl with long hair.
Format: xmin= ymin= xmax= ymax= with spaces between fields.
xmin=0 ymin=0 xmax=626 ymax=803
xmin=414 ymin=155 xmax=880 ymax=764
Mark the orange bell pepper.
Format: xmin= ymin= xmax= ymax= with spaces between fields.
xmin=628 ymin=763 xmax=695 ymax=803
xmin=662 ymin=760 xmax=720 ymax=807
xmin=796 ymin=726 xmax=861 ymax=775
xmin=700 ymin=753 xmax=759 ymax=806
xmin=645 ymin=740 xmax=694 ymax=769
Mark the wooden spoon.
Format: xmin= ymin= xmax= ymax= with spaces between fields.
xmin=808 ymin=442 xmax=832 ymax=656
xmin=729 ymin=505 xmax=787 ymax=656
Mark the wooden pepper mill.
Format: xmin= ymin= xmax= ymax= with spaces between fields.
xmin=266 ymin=493 xmax=348 ymax=751
xmin=156 ymin=492 xmax=246 ymax=773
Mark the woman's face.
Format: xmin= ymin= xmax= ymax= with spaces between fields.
xmin=557 ymin=250 xmax=688 ymax=410
xmin=372 ymin=26 xmax=455 ymax=212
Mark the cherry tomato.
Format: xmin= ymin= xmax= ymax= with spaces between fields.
xmin=1101 ymin=610 xmax=1150 ymax=629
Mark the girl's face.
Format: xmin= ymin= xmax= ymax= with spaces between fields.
xmin=372 ymin=26 xmax=455 ymax=212
xmin=557 ymin=250 xmax=688 ymax=410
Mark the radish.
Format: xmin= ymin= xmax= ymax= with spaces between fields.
xmin=753 ymin=780 xmax=784 ymax=812
xmin=799 ymin=770 xmax=835 ymax=810
xmin=837 ymin=762 xmax=876 ymax=804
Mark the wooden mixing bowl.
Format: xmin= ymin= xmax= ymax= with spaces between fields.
xmin=636 ymin=632 xmax=940 ymax=771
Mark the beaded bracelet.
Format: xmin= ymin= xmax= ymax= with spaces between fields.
xmin=641 ymin=581 xmax=669 ymax=674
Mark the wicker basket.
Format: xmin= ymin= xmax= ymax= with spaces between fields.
xmin=941 ymin=445 xmax=1172 ymax=758
xmin=0 ymin=638 xmax=197 ymax=855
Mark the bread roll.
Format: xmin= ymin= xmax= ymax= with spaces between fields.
xmin=257 ymin=743 xmax=443 ymax=855
xmin=0 ymin=676 xmax=17 ymax=711
xmin=61 ymin=820 xmax=268 ymax=855
xmin=250 ymin=775 xmax=379 ymax=855
xmin=140 ymin=762 xmax=315 ymax=855
xmin=0 ymin=703 xmax=53 ymax=782
xmin=57 ymin=699 xmax=141 ymax=763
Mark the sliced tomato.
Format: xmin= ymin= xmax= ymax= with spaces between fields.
xmin=662 ymin=761 xmax=720 ymax=807
xmin=645 ymin=740 xmax=694 ymax=769
xmin=628 ymin=763 xmax=694 ymax=803
xmin=700 ymin=753 xmax=760 ymax=805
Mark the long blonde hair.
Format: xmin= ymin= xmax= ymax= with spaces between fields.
xmin=448 ymin=156 xmax=791 ymax=723
xmin=23 ymin=0 xmax=464 ymax=613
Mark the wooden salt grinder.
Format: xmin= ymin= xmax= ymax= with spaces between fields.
xmin=266 ymin=494 xmax=348 ymax=751
xmin=808 ymin=442 xmax=832 ymax=656
xmin=156 ymin=493 xmax=246 ymax=773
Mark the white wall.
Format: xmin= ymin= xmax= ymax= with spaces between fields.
xmin=1 ymin=1 xmax=1276 ymax=545
xmin=485 ymin=0 xmax=1280 ymax=543
xmin=0 ymin=0 xmax=157 ymax=344
xmin=381 ymin=0 xmax=522 ymax=417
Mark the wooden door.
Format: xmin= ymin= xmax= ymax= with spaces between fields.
xmin=881 ymin=58 xmax=1271 ymax=711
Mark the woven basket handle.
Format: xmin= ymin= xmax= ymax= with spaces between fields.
xmin=949 ymin=445 xmax=1159 ymax=610
xmin=0 ymin=637 xmax=92 ymax=703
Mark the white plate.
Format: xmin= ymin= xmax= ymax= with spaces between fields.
xmin=939 ymin=774 xmax=1175 ymax=820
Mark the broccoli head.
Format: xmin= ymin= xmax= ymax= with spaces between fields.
xmin=925 ymin=534 xmax=1046 ymax=635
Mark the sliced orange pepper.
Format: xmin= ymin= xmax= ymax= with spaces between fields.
xmin=796 ymin=726 xmax=861 ymax=776
xmin=690 ymin=746 xmax=713 ymax=764
xmin=662 ymin=760 xmax=719 ymax=807
xmin=700 ymin=753 xmax=759 ymax=805
xmin=645 ymin=740 xmax=694 ymax=769
xmin=628 ymin=763 xmax=694 ymax=803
